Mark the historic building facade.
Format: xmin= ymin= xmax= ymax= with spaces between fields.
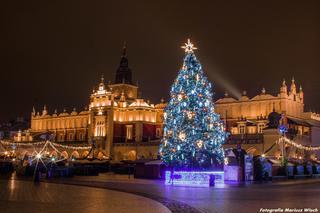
xmin=215 ymin=78 xmax=320 ymax=159
xmin=24 ymin=46 xmax=166 ymax=161
xmin=15 ymin=44 xmax=320 ymax=161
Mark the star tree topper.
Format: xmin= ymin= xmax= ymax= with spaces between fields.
xmin=181 ymin=39 xmax=197 ymax=53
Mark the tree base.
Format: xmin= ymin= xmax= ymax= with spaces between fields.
xmin=164 ymin=170 xmax=224 ymax=187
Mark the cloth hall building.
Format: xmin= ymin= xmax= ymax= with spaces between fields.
xmin=23 ymin=46 xmax=166 ymax=161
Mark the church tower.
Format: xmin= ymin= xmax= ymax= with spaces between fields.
xmin=88 ymin=75 xmax=115 ymax=159
xmin=108 ymin=42 xmax=138 ymax=102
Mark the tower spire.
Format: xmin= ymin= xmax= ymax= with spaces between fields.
xmin=32 ymin=106 xmax=36 ymax=116
xmin=115 ymin=42 xmax=132 ymax=84
xmin=101 ymin=74 xmax=104 ymax=83
xmin=122 ymin=41 xmax=127 ymax=57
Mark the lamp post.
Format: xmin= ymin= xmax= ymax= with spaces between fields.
xmin=279 ymin=114 xmax=288 ymax=175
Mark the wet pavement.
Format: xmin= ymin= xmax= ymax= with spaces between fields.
xmin=1 ymin=173 xmax=320 ymax=213
xmin=0 ymin=178 xmax=170 ymax=213
xmin=49 ymin=174 xmax=320 ymax=213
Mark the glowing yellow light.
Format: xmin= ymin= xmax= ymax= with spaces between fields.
xmin=261 ymin=154 xmax=266 ymax=158
xmin=187 ymin=111 xmax=194 ymax=119
xmin=224 ymin=157 xmax=229 ymax=165
xmin=36 ymin=153 xmax=42 ymax=159
xmin=181 ymin=39 xmax=197 ymax=53
xmin=196 ymin=140 xmax=203 ymax=148
xmin=179 ymin=132 xmax=186 ymax=141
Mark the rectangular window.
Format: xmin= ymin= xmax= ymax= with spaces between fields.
xmin=79 ymin=133 xmax=83 ymax=141
xmin=69 ymin=133 xmax=73 ymax=141
xmin=239 ymin=125 xmax=246 ymax=134
xmin=156 ymin=128 xmax=161 ymax=138
xmin=257 ymin=124 xmax=264 ymax=134
xmin=126 ymin=125 xmax=133 ymax=140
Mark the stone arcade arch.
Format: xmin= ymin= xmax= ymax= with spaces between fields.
xmin=61 ymin=151 xmax=69 ymax=159
xmin=71 ymin=151 xmax=80 ymax=159
xmin=82 ymin=150 xmax=89 ymax=158
xmin=50 ymin=151 xmax=58 ymax=157
xmin=97 ymin=152 xmax=104 ymax=160
xmin=127 ymin=150 xmax=136 ymax=161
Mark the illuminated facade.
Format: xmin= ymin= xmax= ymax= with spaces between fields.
xmin=27 ymin=45 xmax=165 ymax=160
xmin=16 ymin=42 xmax=320 ymax=161
xmin=215 ymin=78 xmax=320 ymax=159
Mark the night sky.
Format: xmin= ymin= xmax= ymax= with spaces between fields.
xmin=1 ymin=1 xmax=319 ymax=122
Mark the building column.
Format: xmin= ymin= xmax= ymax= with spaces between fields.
xmin=135 ymin=122 xmax=143 ymax=142
xmin=106 ymin=109 xmax=114 ymax=159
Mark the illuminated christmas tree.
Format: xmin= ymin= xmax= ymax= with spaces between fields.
xmin=159 ymin=39 xmax=226 ymax=170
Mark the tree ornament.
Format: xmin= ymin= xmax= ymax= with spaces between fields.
xmin=196 ymin=140 xmax=203 ymax=148
xmin=178 ymin=132 xmax=186 ymax=141
xmin=196 ymin=74 xmax=199 ymax=82
xmin=186 ymin=111 xmax=194 ymax=119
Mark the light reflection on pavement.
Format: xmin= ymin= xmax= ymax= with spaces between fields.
xmin=59 ymin=174 xmax=320 ymax=213
xmin=0 ymin=178 xmax=170 ymax=213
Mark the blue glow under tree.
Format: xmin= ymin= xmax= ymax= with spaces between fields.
xmin=159 ymin=39 xmax=226 ymax=170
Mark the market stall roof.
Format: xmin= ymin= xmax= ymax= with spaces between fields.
xmin=145 ymin=160 xmax=164 ymax=165
xmin=267 ymin=158 xmax=294 ymax=166
xmin=287 ymin=117 xmax=311 ymax=127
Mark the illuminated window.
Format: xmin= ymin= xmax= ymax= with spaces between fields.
xmin=156 ymin=128 xmax=161 ymax=138
xmin=126 ymin=125 xmax=133 ymax=140
xmin=257 ymin=124 xmax=265 ymax=134
xmin=239 ymin=125 xmax=246 ymax=134
xmin=95 ymin=121 xmax=105 ymax=136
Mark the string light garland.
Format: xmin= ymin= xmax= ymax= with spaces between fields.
xmin=49 ymin=142 xmax=91 ymax=150
xmin=279 ymin=137 xmax=320 ymax=151
xmin=0 ymin=140 xmax=45 ymax=146
xmin=0 ymin=140 xmax=91 ymax=150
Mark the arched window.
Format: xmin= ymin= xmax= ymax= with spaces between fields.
xmin=95 ymin=120 xmax=105 ymax=136
xmin=69 ymin=133 xmax=74 ymax=141
xmin=79 ymin=133 xmax=83 ymax=141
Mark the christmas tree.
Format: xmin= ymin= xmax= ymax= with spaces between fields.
xmin=159 ymin=39 xmax=226 ymax=170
